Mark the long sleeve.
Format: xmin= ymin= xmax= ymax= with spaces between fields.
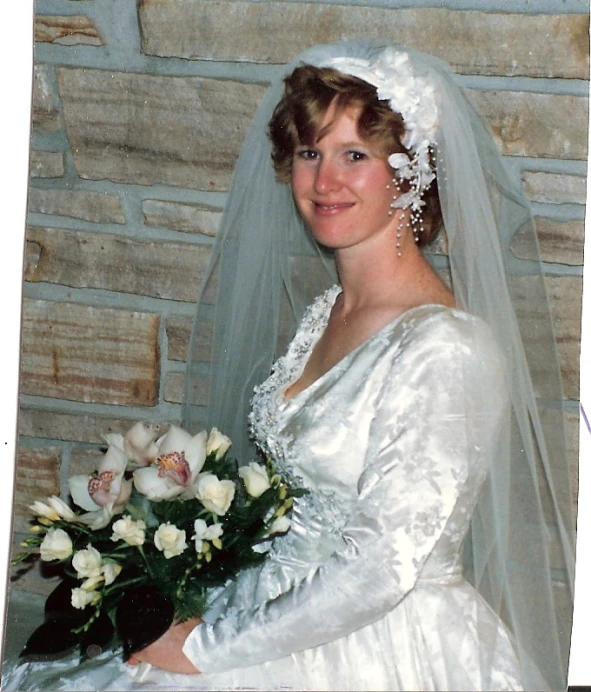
xmin=183 ymin=314 xmax=508 ymax=674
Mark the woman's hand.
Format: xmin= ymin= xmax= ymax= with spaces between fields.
xmin=127 ymin=616 xmax=203 ymax=674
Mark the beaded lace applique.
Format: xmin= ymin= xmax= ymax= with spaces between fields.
xmin=249 ymin=285 xmax=341 ymax=459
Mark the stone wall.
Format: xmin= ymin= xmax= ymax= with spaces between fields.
xmin=13 ymin=0 xmax=588 ymax=596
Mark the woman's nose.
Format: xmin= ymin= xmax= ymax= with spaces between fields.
xmin=314 ymin=159 xmax=341 ymax=194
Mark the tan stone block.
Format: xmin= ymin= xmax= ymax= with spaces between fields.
xmin=164 ymin=371 xmax=184 ymax=404
xmin=69 ymin=447 xmax=104 ymax=476
xmin=138 ymin=2 xmax=589 ymax=79
xmin=24 ymin=227 xmax=211 ymax=303
xmin=522 ymin=171 xmax=587 ymax=206
xmin=18 ymin=409 xmax=143 ymax=444
xmin=166 ymin=318 xmax=192 ymax=362
xmin=12 ymin=447 xmax=61 ymax=534
xmin=35 ymin=15 xmax=104 ymax=46
xmin=58 ymin=68 xmax=265 ymax=191
xmin=143 ymin=200 xmax=222 ymax=236
xmin=166 ymin=316 xmax=212 ymax=362
xmin=164 ymin=371 xmax=208 ymax=406
xmin=30 ymin=151 xmax=65 ymax=179
xmin=33 ymin=64 xmax=61 ymax=133
xmin=28 ymin=188 xmax=125 ymax=224
xmin=20 ymin=299 xmax=160 ymax=406
xmin=511 ymin=218 xmax=585 ymax=267
xmin=471 ymin=91 xmax=588 ymax=160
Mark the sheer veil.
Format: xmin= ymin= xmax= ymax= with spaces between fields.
xmin=183 ymin=40 xmax=575 ymax=690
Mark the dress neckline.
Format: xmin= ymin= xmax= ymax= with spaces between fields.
xmin=280 ymin=286 xmax=465 ymax=407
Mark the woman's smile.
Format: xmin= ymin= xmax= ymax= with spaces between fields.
xmin=312 ymin=201 xmax=356 ymax=216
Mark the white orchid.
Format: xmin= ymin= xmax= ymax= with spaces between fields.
xmin=193 ymin=518 xmax=223 ymax=553
xmin=194 ymin=474 xmax=235 ymax=516
xmin=69 ymin=442 xmax=132 ymax=530
xmin=133 ymin=427 xmax=207 ymax=501
xmin=111 ymin=421 xmax=163 ymax=468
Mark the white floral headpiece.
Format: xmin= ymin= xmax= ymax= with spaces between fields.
xmin=319 ymin=48 xmax=439 ymax=214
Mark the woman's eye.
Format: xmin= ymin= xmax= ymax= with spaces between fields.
xmin=346 ymin=150 xmax=368 ymax=162
xmin=295 ymin=149 xmax=318 ymax=161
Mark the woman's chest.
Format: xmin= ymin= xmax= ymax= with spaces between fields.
xmin=252 ymin=341 xmax=398 ymax=495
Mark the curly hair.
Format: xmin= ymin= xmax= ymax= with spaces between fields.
xmin=268 ymin=65 xmax=442 ymax=247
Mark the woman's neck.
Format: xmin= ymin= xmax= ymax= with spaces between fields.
xmin=335 ymin=237 xmax=445 ymax=315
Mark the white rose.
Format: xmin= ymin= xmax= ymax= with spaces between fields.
xmin=194 ymin=474 xmax=235 ymax=516
xmin=111 ymin=515 xmax=146 ymax=546
xmin=238 ymin=462 xmax=271 ymax=498
xmin=154 ymin=523 xmax=187 ymax=559
xmin=102 ymin=562 xmax=122 ymax=585
xmin=193 ymin=518 xmax=224 ymax=552
xmin=72 ymin=545 xmax=103 ymax=579
xmin=39 ymin=528 xmax=73 ymax=561
xmin=206 ymin=428 xmax=232 ymax=460
xmin=269 ymin=516 xmax=291 ymax=534
xmin=71 ymin=587 xmax=100 ymax=610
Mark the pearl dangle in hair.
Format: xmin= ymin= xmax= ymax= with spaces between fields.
xmin=387 ymin=176 xmax=422 ymax=258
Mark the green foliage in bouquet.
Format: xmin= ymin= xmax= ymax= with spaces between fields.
xmin=13 ymin=423 xmax=305 ymax=661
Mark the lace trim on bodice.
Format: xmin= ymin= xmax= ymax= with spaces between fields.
xmin=248 ymin=285 xmax=351 ymax=557
xmin=248 ymin=285 xmax=341 ymax=459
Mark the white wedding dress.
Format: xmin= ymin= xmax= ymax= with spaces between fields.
xmin=2 ymin=286 xmax=524 ymax=691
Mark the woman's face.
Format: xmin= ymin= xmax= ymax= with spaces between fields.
xmin=291 ymin=105 xmax=397 ymax=252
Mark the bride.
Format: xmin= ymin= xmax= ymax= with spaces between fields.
xmin=3 ymin=41 xmax=574 ymax=692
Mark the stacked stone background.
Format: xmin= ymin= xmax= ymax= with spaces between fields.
xmin=11 ymin=0 xmax=588 ymax=602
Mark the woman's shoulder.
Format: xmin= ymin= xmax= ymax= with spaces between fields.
xmin=400 ymin=304 xmax=493 ymax=340
xmin=387 ymin=304 xmax=505 ymax=373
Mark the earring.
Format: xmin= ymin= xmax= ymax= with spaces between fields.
xmin=387 ymin=178 xmax=404 ymax=258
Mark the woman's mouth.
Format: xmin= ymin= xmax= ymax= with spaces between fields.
xmin=313 ymin=201 xmax=355 ymax=216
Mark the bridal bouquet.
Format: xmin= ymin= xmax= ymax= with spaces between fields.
xmin=13 ymin=422 xmax=302 ymax=661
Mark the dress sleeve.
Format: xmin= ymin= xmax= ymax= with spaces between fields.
xmin=183 ymin=315 xmax=508 ymax=673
